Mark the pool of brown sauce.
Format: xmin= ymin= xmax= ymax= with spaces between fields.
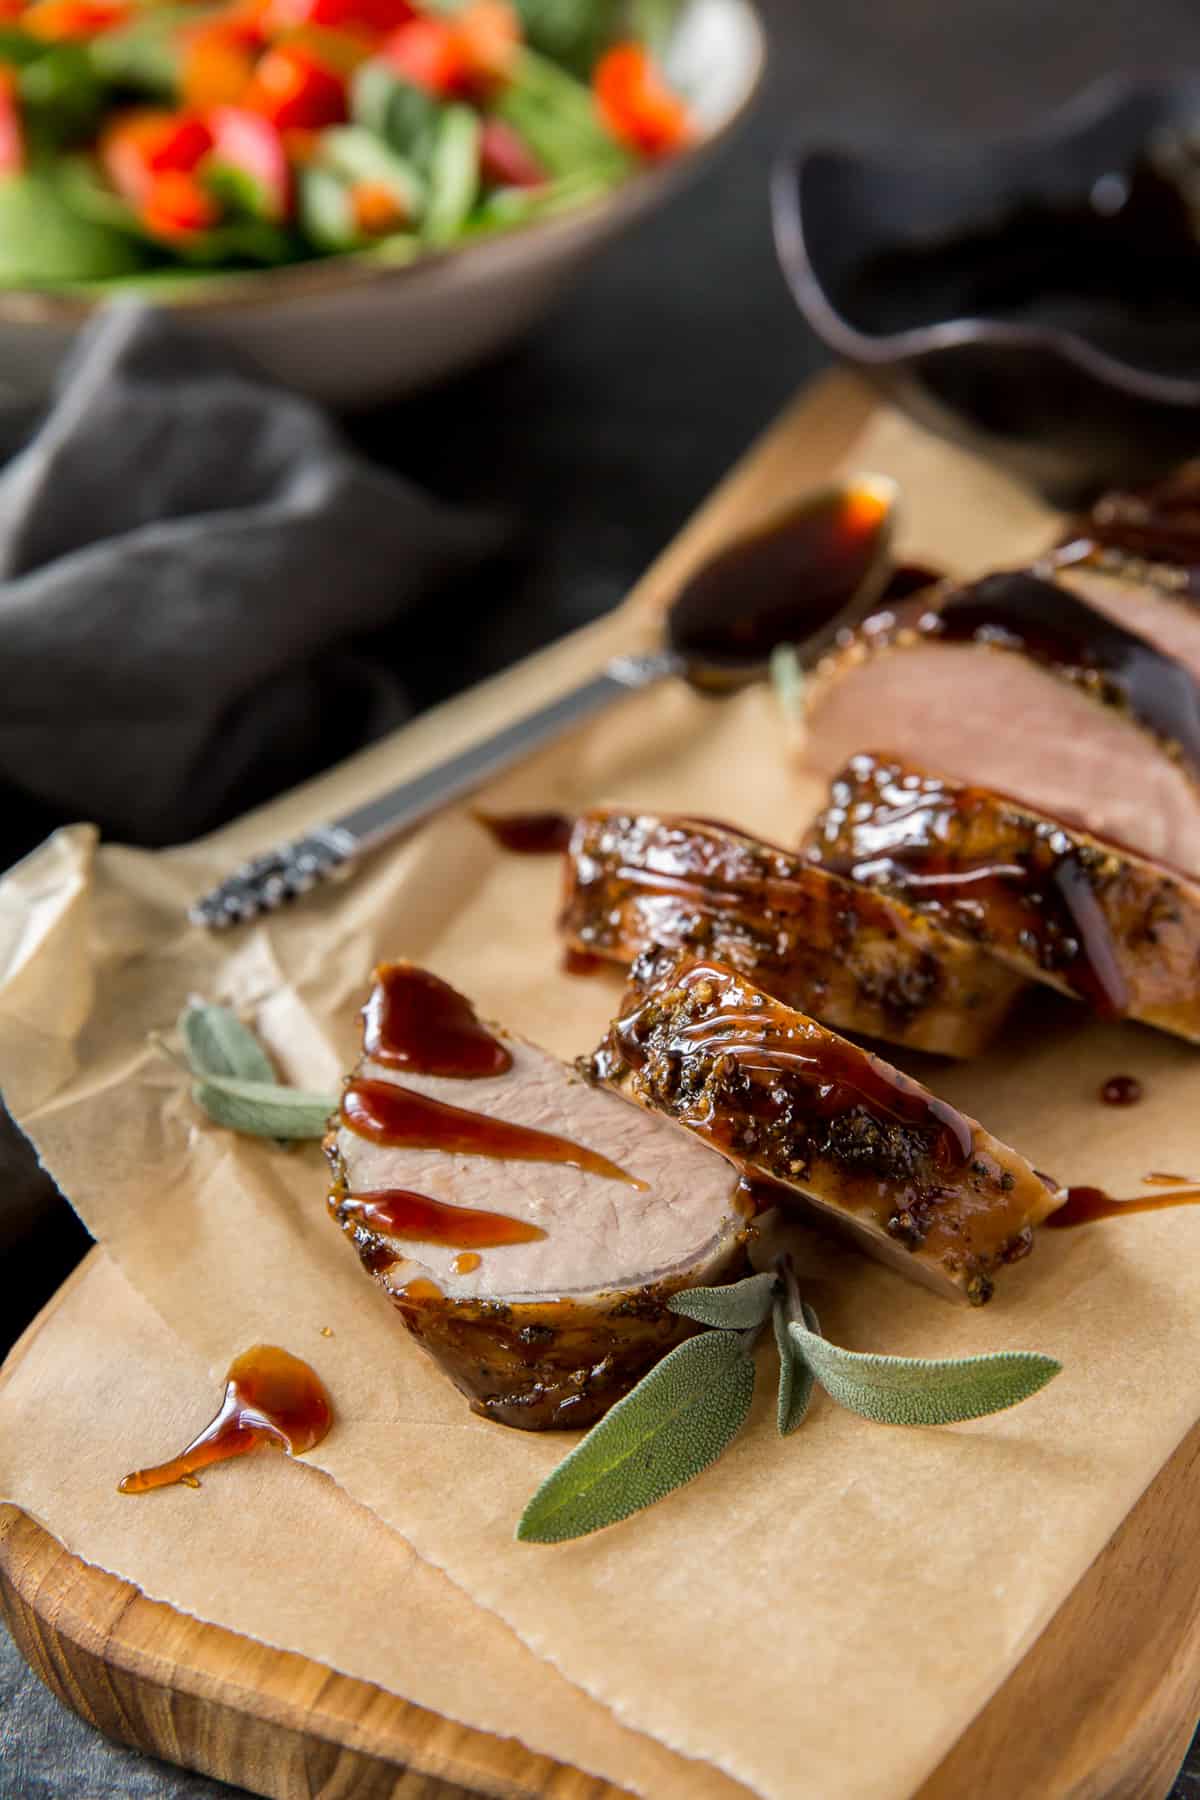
xmin=120 ymin=1347 xmax=333 ymax=1494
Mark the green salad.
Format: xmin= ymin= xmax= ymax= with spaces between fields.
xmin=0 ymin=0 xmax=693 ymax=288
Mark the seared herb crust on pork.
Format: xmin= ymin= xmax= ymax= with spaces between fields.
xmin=806 ymin=754 xmax=1200 ymax=1043
xmin=590 ymin=959 xmax=1062 ymax=1304
xmin=561 ymin=809 xmax=1027 ymax=1059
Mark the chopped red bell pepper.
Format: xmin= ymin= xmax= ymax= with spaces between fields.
xmin=241 ymin=41 xmax=347 ymax=129
xmin=479 ymin=116 xmax=544 ymax=189
xmin=281 ymin=124 xmax=321 ymax=162
xmin=453 ymin=0 xmax=520 ymax=93
xmin=263 ymin=0 xmax=414 ymax=37
xmin=180 ymin=23 xmax=259 ymax=111
xmin=381 ymin=15 xmax=466 ymax=97
xmin=102 ymin=109 xmax=214 ymax=206
xmin=22 ymin=0 xmax=131 ymax=38
xmin=274 ymin=26 xmax=375 ymax=77
xmin=593 ymin=42 xmax=690 ymax=158
xmin=381 ymin=3 xmax=519 ymax=100
xmin=141 ymin=168 xmax=221 ymax=237
xmin=0 ymin=67 xmax=22 ymax=174
xmin=219 ymin=0 xmax=276 ymax=43
xmin=207 ymin=103 xmax=291 ymax=220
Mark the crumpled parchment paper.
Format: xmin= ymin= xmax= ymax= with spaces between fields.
xmin=5 ymin=382 xmax=1199 ymax=1800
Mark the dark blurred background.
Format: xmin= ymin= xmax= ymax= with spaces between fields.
xmin=8 ymin=0 xmax=1200 ymax=1793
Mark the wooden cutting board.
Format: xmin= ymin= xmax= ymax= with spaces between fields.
xmin=4 ymin=371 xmax=1200 ymax=1800
xmin=4 ymin=1251 xmax=1200 ymax=1800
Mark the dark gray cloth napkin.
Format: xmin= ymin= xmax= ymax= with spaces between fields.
xmin=0 ymin=299 xmax=505 ymax=1303
xmin=0 ymin=299 xmax=501 ymax=846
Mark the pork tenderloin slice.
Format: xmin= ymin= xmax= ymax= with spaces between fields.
xmin=1053 ymin=552 xmax=1200 ymax=687
xmin=803 ymin=636 xmax=1200 ymax=876
xmin=561 ymin=809 xmax=1027 ymax=1059
xmin=328 ymin=999 xmax=746 ymax=1431
xmin=805 ymin=754 xmax=1200 ymax=1043
xmin=590 ymin=958 xmax=1063 ymax=1304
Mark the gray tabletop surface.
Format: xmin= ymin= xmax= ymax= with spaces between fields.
xmin=6 ymin=0 xmax=1200 ymax=1793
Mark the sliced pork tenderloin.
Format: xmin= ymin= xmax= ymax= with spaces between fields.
xmin=1051 ymin=547 xmax=1200 ymax=686
xmin=561 ymin=809 xmax=1027 ymax=1059
xmin=1046 ymin=460 xmax=1200 ymax=682
xmin=804 ymin=754 xmax=1200 ymax=1044
xmin=803 ymin=571 xmax=1200 ymax=876
xmin=590 ymin=958 xmax=1063 ymax=1305
xmin=327 ymin=963 xmax=746 ymax=1430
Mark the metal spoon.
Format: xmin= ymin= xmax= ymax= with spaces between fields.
xmin=189 ymin=473 xmax=898 ymax=928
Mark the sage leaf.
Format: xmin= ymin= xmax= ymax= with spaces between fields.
xmin=192 ymin=1074 xmax=337 ymax=1141
xmin=787 ymin=1323 xmax=1061 ymax=1427
xmin=180 ymin=1002 xmax=276 ymax=1085
xmin=774 ymin=1296 xmax=820 ymax=1437
xmin=769 ymin=642 xmax=806 ymax=722
xmin=517 ymin=1330 xmax=755 ymax=1544
xmin=667 ymin=1271 xmax=777 ymax=1331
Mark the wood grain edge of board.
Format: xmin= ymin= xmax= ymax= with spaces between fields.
xmin=0 ymin=1497 xmax=633 ymax=1800
xmin=919 ymin=1414 xmax=1200 ymax=1800
xmin=0 ymin=1507 xmax=627 ymax=1800
xmin=5 ymin=1389 xmax=1200 ymax=1800
xmin=0 ymin=1257 xmax=627 ymax=1800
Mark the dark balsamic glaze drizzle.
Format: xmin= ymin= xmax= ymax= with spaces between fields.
xmin=665 ymin=482 xmax=891 ymax=667
xmin=1050 ymin=855 xmax=1131 ymax=1017
xmin=1047 ymin=1185 xmax=1200 ymax=1228
xmin=119 ymin=1347 xmax=332 ymax=1494
xmin=1100 ymin=1074 xmax=1144 ymax=1106
xmin=808 ymin=755 xmax=1130 ymax=1016
xmin=359 ymin=1238 xmax=401 ymax=1276
xmin=338 ymin=1188 xmax=546 ymax=1249
xmin=611 ymin=960 xmax=974 ymax=1172
xmin=563 ymin=947 xmax=606 ymax=977
xmin=342 ymin=1077 xmax=647 ymax=1189
xmin=474 ymin=810 xmax=574 ymax=854
xmin=925 ymin=571 xmax=1200 ymax=780
xmin=363 ymin=964 xmax=512 ymax=1079
xmin=878 ymin=562 xmax=944 ymax=604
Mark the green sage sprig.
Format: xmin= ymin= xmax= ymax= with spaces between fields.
xmin=769 ymin=642 xmax=806 ymax=723
xmin=517 ymin=1262 xmax=1061 ymax=1544
xmin=189 ymin=1073 xmax=340 ymax=1140
xmin=516 ymin=1329 xmax=758 ymax=1544
xmin=166 ymin=1006 xmax=1063 ymax=1544
xmin=174 ymin=1002 xmax=337 ymax=1140
xmin=179 ymin=1001 xmax=276 ymax=1086
xmin=773 ymin=1255 xmax=820 ymax=1436
xmin=784 ymin=1328 xmax=1060 ymax=1427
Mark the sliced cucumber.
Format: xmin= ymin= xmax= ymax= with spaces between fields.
xmin=351 ymin=59 xmax=441 ymax=170
xmin=298 ymin=164 xmax=360 ymax=254
xmin=422 ymin=104 xmax=480 ymax=246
